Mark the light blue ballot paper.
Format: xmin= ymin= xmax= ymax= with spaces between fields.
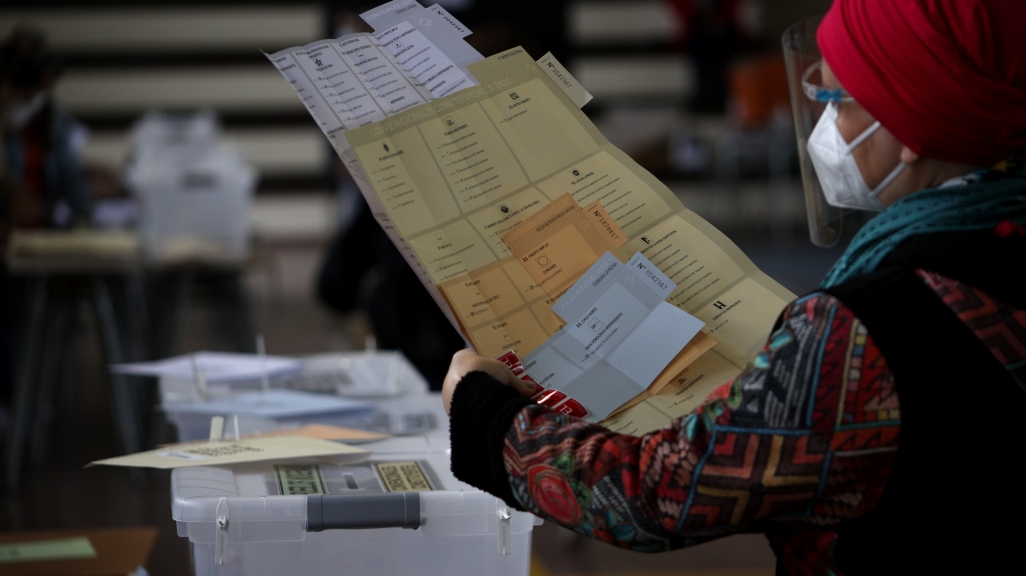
xmin=522 ymin=252 xmax=705 ymax=421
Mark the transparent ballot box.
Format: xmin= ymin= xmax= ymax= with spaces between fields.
xmin=171 ymin=434 xmax=538 ymax=576
xmin=160 ymin=352 xmax=447 ymax=442
xmin=125 ymin=111 xmax=256 ymax=262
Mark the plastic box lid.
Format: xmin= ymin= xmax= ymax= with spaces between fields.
xmin=171 ymin=433 xmax=539 ymax=544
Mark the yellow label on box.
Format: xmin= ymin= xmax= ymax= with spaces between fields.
xmin=375 ymin=461 xmax=433 ymax=492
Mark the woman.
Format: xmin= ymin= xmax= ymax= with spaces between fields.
xmin=441 ymin=1 xmax=1026 ymax=574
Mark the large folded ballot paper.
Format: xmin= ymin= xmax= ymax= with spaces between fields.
xmin=267 ymin=1 xmax=795 ymax=430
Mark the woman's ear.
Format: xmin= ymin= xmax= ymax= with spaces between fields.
xmin=900 ymin=146 xmax=921 ymax=165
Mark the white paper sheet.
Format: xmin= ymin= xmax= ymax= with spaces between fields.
xmin=375 ymin=21 xmax=475 ymax=98
xmin=112 ymin=352 xmax=302 ymax=383
xmin=360 ymin=0 xmax=482 ymax=72
xmin=426 ymin=4 xmax=471 ymax=38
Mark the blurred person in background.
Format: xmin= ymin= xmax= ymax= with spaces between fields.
xmin=0 ymin=26 xmax=90 ymax=429
xmin=1 ymin=26 xmax=90 ymax=238
xmin=317 ymin=0 xmax=568 ymax=389
xmin=667 ymin=0 xmax=761 ymax=114
xmin=440 ymin=1 xmax=1026 ymax=573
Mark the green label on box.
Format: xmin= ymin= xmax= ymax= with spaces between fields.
xmin=276 ymin=464 xmax=326 ymax=495
xmin=0 ymin=536 xmax=98 ymax=564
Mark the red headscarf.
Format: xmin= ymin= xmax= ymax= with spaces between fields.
xmin=818 ymin=0 xmax=1026 ymax=165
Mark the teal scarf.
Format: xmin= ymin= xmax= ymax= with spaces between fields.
xmin=820 ymin=164 xmax=1026 ymax=289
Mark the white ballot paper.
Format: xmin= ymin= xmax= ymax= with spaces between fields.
xmin=112 ymin=352 xmax=301 ymax=383
xmin=374 ymin=22 xmax=475 ymax=98
xmin=520 ymin=253 xmax=704 ymax=421
xmin=264 ymin=6 xmax=481 ymax=135
xmin=425 ymin=4 xmax=472 ymax=38
xmin=362 ymin=1 xmax=479 ymax=58
xmin=360 ymin=0 xmax=482 ymax=97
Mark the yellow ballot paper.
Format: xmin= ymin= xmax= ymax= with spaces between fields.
xmin=89 ymin=436 xmax=369 ymax=469
xmin=274 ymin=41 xmax=797 ymax=433
xmin=602 ymin=350 xmax=742 ymax=434
xmin=345 ymin=48 xmax=793 ymax=360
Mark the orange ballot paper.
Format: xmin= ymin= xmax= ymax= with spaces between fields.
xmin=502 ymin=193 xmax=627 ymax=298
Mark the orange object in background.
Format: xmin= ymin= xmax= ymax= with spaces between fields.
xmin=729 ymin=54 xmax=791 ymax=128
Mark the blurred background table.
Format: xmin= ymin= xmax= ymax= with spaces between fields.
xmin=4 ymin=230 xmax=147 ymax=490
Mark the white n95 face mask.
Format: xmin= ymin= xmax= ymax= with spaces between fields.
xmin=806 ymin=102 xmax=905 ymax=211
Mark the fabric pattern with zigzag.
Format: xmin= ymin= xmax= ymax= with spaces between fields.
xmin=449 ymin=260 xmax=1025 ymax=574
xmin=917 ymin=269 xmax=1026 ymax=388
xmin=500 ymin=293 xmax=901 ymax=574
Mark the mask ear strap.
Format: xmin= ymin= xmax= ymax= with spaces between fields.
xmin=844 ymin=121 xmax=881 ymax=154
xmin=870 ymin=161 xmax=907 ymax=198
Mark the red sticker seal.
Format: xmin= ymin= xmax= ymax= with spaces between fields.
xmin=497 ymin=351 xmax=521 ymax=369
xmin=520 ymin=375 xmax=545 ymax=396
xmin=555 ymin=398 xmax=589 ymax=418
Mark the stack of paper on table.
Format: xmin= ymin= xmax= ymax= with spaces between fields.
xmin=266 ymin=0 xmax=796 ymax=434
xmin=113 ymin=355 xmax=379 ymax=422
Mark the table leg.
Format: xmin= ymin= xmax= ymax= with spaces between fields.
xmin=124 ymin=273 xmax=159 ymax=449
xmin=126 ymin=271 xmax=150 ymax=362
xmin=154 ymin=270 xmax=192 ymax=359
xmin=30 ymin=297 xmax=72 ymax=465
xmin=57 ymin=301 xmax=83 ymax=425
xmin=5 ymin=277 xmax=48 ymax=491
xmin=222 ymin=272 xmax=256 ymax=353
xmin=92 ymin=277 xmax=141 ymax=456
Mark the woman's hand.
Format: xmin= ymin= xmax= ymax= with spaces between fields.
xmin=442 ymin=349 xmax=536 ymax=414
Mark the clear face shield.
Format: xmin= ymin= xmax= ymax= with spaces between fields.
xmin=782 ymin=15 xmax=853 ymax=247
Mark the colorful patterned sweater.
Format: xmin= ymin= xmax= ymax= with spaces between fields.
xmin=449 ymin=261 xmax=1026 ymax=575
